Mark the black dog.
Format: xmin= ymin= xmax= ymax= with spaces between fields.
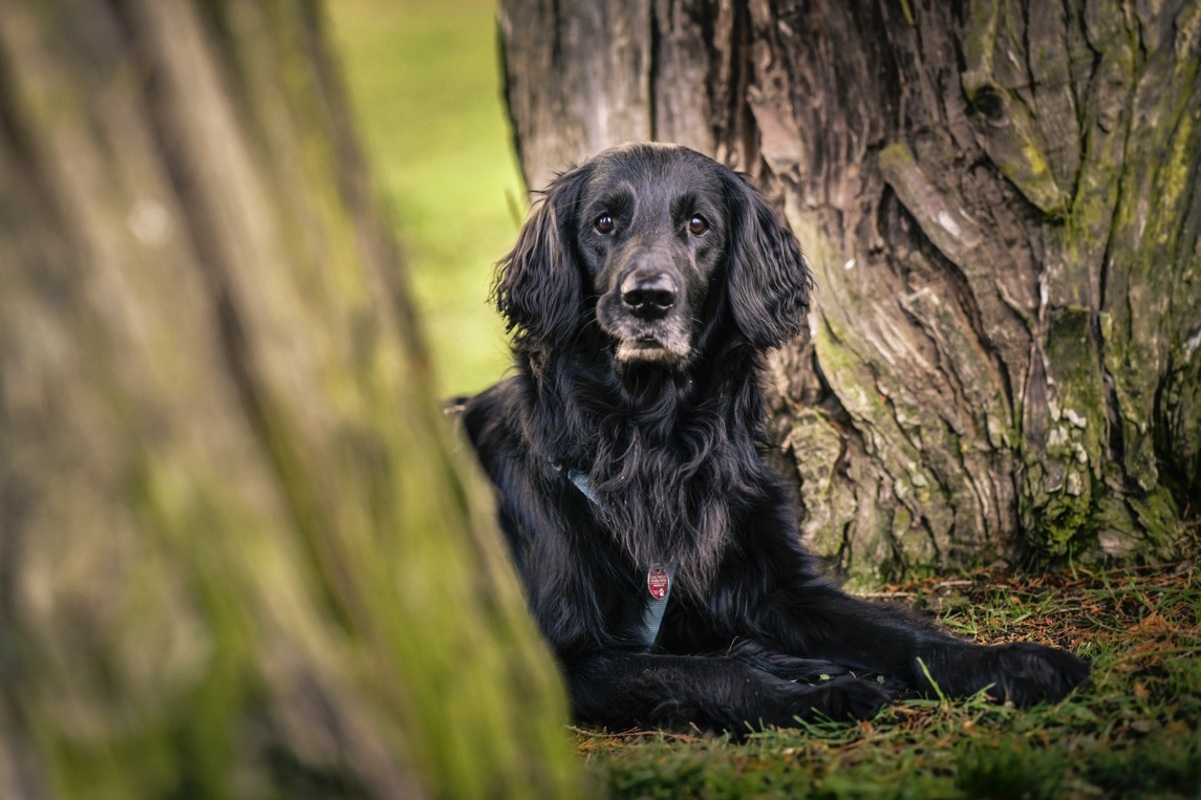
xmin=460 ymin=143 xmax=1088 ymax=732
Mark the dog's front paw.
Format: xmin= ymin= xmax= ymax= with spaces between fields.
xmin=785 ymin=676 xmax=890 ymax=724
xmin=919 ymin=641 xmax=1090 ymax=706
xmin=981 ymin=642 xmax=1090 ymax=706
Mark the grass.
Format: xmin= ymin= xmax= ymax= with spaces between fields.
xmin=576 ymin=564 xmax=1201 ymax=799
xmin=328 ymin=0 xmax=521 ymax=397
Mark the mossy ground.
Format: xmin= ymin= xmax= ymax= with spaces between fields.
xmin=577 ymin=560 xmax=1201 ymax=799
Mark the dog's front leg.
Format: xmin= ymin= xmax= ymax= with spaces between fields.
xmin=565 ymin=651 xmax=887 ymax=733
xmin=762 ymin=580 xmax=1089 ymax=706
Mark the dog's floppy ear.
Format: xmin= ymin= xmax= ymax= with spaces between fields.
xmin=723 ymin=171 xmax=814 ymax=350
xmin=494 ymin=164 xmax=593 ymax=344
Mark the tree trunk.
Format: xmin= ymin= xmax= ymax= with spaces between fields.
xmin=499 ymin=0 xmax=1200 ymax=583
xmin=0 ymin=1 xmax=581 ymax=797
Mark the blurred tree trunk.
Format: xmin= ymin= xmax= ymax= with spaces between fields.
xmin=499 ymin=0 xmax=1200 ymax=583
xmin=0 ymin=1 xmax=581 ymax=797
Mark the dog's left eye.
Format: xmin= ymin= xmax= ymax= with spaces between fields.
xmin=688 ymin=215 xmax=709 ymax=235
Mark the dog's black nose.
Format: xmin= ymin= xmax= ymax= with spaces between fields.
xmin=621 ymin=273 xmax=677 ymax=319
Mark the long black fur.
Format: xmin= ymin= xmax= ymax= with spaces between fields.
xmin=462 ymin=143 xmax=1088 ymax=733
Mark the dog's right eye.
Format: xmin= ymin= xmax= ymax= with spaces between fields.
xmin=595 ymin=214 xmax=615 ymax=234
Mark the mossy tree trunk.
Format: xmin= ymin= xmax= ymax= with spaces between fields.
xmin=0 ymin=1 xmax=581 ymax=797
xmin=499 ymin=0 xmax=1200 ymax=583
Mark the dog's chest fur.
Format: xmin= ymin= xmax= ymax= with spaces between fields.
xmin=524 ymin=353 xmax=770 ymax=599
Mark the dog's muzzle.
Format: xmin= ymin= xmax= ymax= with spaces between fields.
xmin=599 ymin=255 xmax=693 ymax=365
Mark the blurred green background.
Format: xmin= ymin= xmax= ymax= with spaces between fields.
xmin=330 ymin=0 xmax=521 ymax=397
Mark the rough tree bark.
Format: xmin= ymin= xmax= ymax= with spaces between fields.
xmin=0 ymin=1 xmax=581 ymax=797
xmin=499 ymin=0 xmax=1200 ymax=583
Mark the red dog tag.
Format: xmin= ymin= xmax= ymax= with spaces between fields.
xmin=647 ymin=565 xmax=670 ymax=600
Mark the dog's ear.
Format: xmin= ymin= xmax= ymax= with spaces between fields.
xmin=723 ymin=172 xmax=813 ymax=350
xmin=494 ymin=164 xmax=592 ymax=344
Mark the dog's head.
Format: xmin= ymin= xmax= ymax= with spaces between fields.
xmin=495 ymin=143 xmax=812 ymax=364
